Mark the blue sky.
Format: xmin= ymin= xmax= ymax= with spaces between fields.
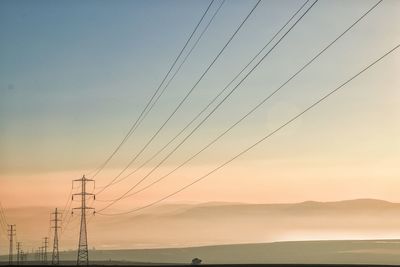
xmin=1 ymin=1 xmax=400 ymax=255
xmin=0 ymin=0 xmax=399 ymax=206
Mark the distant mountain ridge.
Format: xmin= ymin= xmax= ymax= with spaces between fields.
xmin=141 ymin=198 xmax=400 ymax=218
xmin=2 ymin=198 xmax=400 ymax=254
xmin=4 ymin=198 xmax=398 ymax=212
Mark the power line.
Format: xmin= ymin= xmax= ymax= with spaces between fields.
xmin=61 ymin=215 xmax=73 ymax=235
xmin=59 ymin=177 xmax=84 ymax=234
xmin=95 ymin=0 xmax=312 ymax=197
xmin=95 ymin=0 xmax=226 ymax=194
xmin=134 ymin=0 xmax=226 ymax=139
xmin=60 ymin=196 xmax=73 ymax=229
xmin=96 ymin=0 xmax=317 ymax=210
xmin=47 ymin=212 xmax=53 ymax=243
xmin=90 ymin=0 xmax=216 ymax=179
xmin=97 ymin=0 xmax=262 ymax=194
xmin=60 ymin=181 xmax=82 ymax=228
xmin=0 ymin=202 xmax=8 ymax=237
xmin=0 ymin=202 xmax=8 ymax=224
xmin=97 ymin=43 xmax=400 ymax=216
xmin=60 ymin=214 xmax=79 ymax=237
xmin=97 ymin=0 xmax=383 ymax=204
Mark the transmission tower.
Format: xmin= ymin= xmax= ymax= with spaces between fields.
xmin=72 ymin=175 xmax=95 ymax=266
xmin=51 ymin=208 xmax=61 ymax=265
xmin=16 ymin=242 xmax=21 ymax=265
xmin=38 ymin=247 xmax=44 ymax=263
xmin=8 ymin=224 xmax=16 ymax=265
xmin=20 ymin=250 xmax=25 ymax=265
xmin=39 ymin=247 xmax=44 ymax=263
xmin=43 ymin=237 xmax=48 ymax=265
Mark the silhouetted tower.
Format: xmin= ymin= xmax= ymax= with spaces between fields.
xmin=39 ymin=247 xmax=44 ymax=263
xmin=8 ymin=224 xmax=16 ymax=265
xmin=51 ymin=208 xmax=61 ymax=265
xmin=16 ymin=242 xmax=21 ymax=265
xmin=21 ymin=250 xmax=29 ymax=265
xmin=72 ymin=175 xmax=95 ymax=266
xmin=20 ymin=250 xmax=25 ymax=265
xmin=43 ymin=237 xmax=49 ymax=265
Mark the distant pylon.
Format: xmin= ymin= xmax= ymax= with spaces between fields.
xmin=43 ymin=237 xmax=49 ymax=265
xmin=51 ymin=208 xmax=61 ymax=265
xmin=72 ymin=175 xmax=95 ymax=266
xmin=20 ymin=250 xmax=25 ymax=265
xmin=39 ymin=246 xmax=44 ymax=263
xmin=16 ymin=242 xmax=22 ymax=265
xmin=8 ymin=224 xmax=16 ymax=265
xmin=39 ymin=247 xmax=44 ymax=262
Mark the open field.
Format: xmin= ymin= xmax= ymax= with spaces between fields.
xmin=1 ymin=239 xmax=400 ymax=265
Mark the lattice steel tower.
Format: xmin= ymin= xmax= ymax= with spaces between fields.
xmin=73 ymin=175 xmax=95 ymax=266
xmin=8 ymin=224 xmax=16 ymax=265
xmin=43 ymin=237 xmax=49 ymax=265
xmin=51 ymin=208 xmax=61 ymax=265
xmin=16 ymin=242 xmax=22 ymax=265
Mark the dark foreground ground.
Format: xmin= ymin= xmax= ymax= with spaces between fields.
xmin=2 ymin=240 xmax=400 ymax=265
xmin=1 ymin=264 xmax=400 ymax=267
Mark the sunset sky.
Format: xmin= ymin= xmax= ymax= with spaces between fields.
xmin=0 ymin=0 xmax=400 ymax=251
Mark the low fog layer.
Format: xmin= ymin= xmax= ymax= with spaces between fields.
xmin=2 ymin=198 xmax=400 ymax=254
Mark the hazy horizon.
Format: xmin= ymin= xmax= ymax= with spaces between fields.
xmin=1 ymin=0 xmax=399 ymax=263
xmin=2 ymin=198 xmax=400 ymax=254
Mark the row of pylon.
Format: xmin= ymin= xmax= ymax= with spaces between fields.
xmin=5 ymin=175 xmax=94 ymax=266
xmin=6 ymin=209 xmax=59 ymax=266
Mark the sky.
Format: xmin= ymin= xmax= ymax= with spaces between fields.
xmin=0 ymin=0 xmax=400 ymax=248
